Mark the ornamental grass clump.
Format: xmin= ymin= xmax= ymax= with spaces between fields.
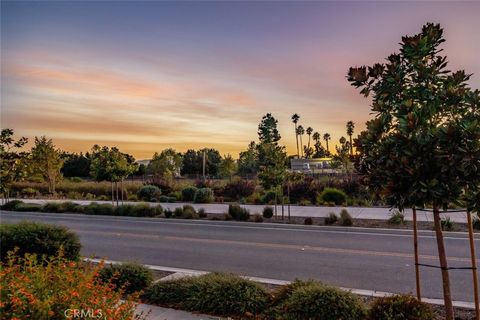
xmin=143 ymin=272 xmax=269 ymax=318
xmin=270 ymin=280 xmax=366 ymax=320
xmin=0 ymin=252 xmax=143 ymax=320
xmin=99 ymin=262 xmax=153 ymax=294
xmin=368 ymin=294 xmax=434 ymax=320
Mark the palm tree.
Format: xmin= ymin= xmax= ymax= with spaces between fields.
xmin=297 ymin=125 xmax=305 ymax=158
xmin=306 ymin=127 xmax=313 ymax=149
xmin=313 ymin=131 xmax=320 ymax=144
xmin=323 ymin=133 xmax=331 ymax=155
xmin=346 ymin=121 xmax=355 ymax=155
xmin=291 ymin=114 xmax=300 ymax=158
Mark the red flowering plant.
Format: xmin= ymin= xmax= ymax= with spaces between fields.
xmin=0 ymin=250 xmax=146 ymax=320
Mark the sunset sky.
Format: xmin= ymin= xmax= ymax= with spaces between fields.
xmin=1 ymin=1 xmax=479 ymax=159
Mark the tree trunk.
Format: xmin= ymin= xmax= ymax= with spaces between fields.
xmin=433 ymin=207 xmax=454 ymax=320
xmin=295 ymin=124 xmax=299 ymax=158
xmin=115 ymin=181 xmax=119 ymax=207
xmin=349 ymin=136 xmax=353 ymax=155
xmin=300 ymin=136 xmax=304 ymax=158
xmin=412 ymin=207 xmax=421 ymax=300
xmin=111 ymin=182 xmax=114 ymax=205
xmin=467 ymin=211 xmax=480 ymax=320
xmin=121 ymin=179 xmax=124 ymax=204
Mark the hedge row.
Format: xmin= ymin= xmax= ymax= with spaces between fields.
xmin=1 ymin=200 xmax=163 ymax=217
xmin=143 ymin=276 xmax=434 ymax=320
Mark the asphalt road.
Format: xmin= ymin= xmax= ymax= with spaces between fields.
xmin=1 ymin=210 xmax=479 ymax=303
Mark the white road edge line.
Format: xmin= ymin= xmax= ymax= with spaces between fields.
xmin=85 ymin=258 xmax=475 ymax=310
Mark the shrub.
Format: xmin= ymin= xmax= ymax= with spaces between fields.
xmin=368 ymin=294 xmax=434 ymax=320
xmin=0 ymin=254 xmax=140 ymax=319
xmin=84 ymin=203 xmax=115 ymax=216
xmin=388 ymin=210 xmax=405 ymax=225
xmin=98 ymin=195 xmax=110 ymax=201
xmin=168 ymin=196 xmax=177 ymax=203
xmin=194 ymin=188 xmax=214 ymax=203
xmin=62 ymin=201 xmax=84 ymax=213
xmin=263 ymin=206 xmax=274 ymax=219
xmin=224 ymin=213 xmax=233 ymax=221
xmin=143 ymin=272 xmax=269 ymax=317
xmin=99 ymin=262 xmax=153 ymax=294
xmin=168 ymin=191 xmax=182 ymax=201
xmin=324 ymin=212 xmax=338 ymax=225
xmin=127 ymin=194 xmax=138 ymax=201
xmin=137 ymin=185 xmax=162 ymax=202
xmin=131 ymin=203 xmax=162 ymax=217
xmin=304 ymin=217 xmax=313 ymax=225
xmin=69 ymin=176 xmax=84 ymax=183
xmin=261 ymin=190 xmax=279 ymax=204
xmin=318 ymin=188 xmax=347 ymax=205
xmin=0 ymin=200 xmax=24 ymax=210
xmin=473 ymin=215 xmax=480 ymax=230
xmin=228 ymin=204 xmax=250 ymax=221
xmin=158 ymin=195 xmax=170 ymax=203
xmin=66 ymin=191 xmax=83 ymax=200
xmin=182 ymin=204 xmax=198 ymax=219
xmin=198 ymin=208 xmax=207 ymax=218
xmin=0 ymin=222 xmax=81 ymax=261
xmin=21 ymin=187 xmax=38 ymax=197
xmin=164 ymin=209 xmax=173 ymax=218
xmin=41 ymin=202 xmax=66 ymax=213
xmin=223 ymin=178 xmax=256 ymax=200
xmin=174 ymin=207 xmax=184 ymax=218
xmin=15 ymin=203 xmax=43 ymax=212
xmin=252 ymin=214 xmax=264 ymax=223
xmin=181 ymin=186 xmax=198 ymax=202
xmin=298 ymin=199 xmax=312 ymax=206
xmin=275 ymin=280 xmax=366 ymax=320
xmin=339 ymin=209 xmax=353 ymax=226
xmin=441 ymin=217 xmax=454 ymax=231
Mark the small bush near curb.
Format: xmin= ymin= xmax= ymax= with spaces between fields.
xmin=15 ymin=203 xmax=43 ymax=212
xmin=339 ymin=209 xmax=353 ymax=226
xmin=368 ymin=294 xmax=434 ymax=320
xmin=99 ymin=262 xmax=153 ymax=294
xmin=158 ymin=195 xmax=170 ymax=203
xmin=228 ymin=204 xmax=250 ymax=221
xmin=274 ymin=280 xmax=366 ymax=320
xmin=318 ymin=188 xmax=347 ymax=205
xmin=182 ymin=204 xmax=198 ymax=219
xmin=181 ymin=186 xmax=198 ymax=202
xmin=304 ymin=217 xmax=313 ymax=225
xmin=84 ymin=203 xmax=115 ymax=216
xmin=194 ymin=188 xmax=214 ymax=203
xmin=0 ymin=200 xmax=24 ymax=210
xmin=164 ymin=209 xmax=173 ymax=218
xmin=0 ymin=222 xmax=81 ymax=261
xmin=143 ymin=272 xmax=269 ymax=318
xmin=198 ymin=208 xmax=207 ymax=218
xmin=174 ymin=207 xmax=184 ymax=218
xmin=252 ymin=214 xmax=264 ymax=223
xmin=137 ymin=185 xmax=162 ymax=202
xmin=441 ymin=217 xmax=454 ymax=231
xmin=261 ymin=190 xmax=279 ymax=204
xmin=324 ymin=212 xmax=338 ymax=225
xmin=473 ymin=215 xmax=480 ymax=230
xmin=41 ymin=202 xmax=67 ymax=213
xmin=263 ymin=206 xmax=274 ymax=219
xmin=388 ymin=210 xmax=405 ymax=225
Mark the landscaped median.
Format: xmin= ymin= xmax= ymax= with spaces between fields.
xmin=1 ymin=221 xmax=475 ymax=320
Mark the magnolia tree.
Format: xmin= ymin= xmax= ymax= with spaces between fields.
xmin=348 ymin=23 xmax=480 ymax=319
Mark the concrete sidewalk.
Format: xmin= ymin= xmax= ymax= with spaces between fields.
xmin=136 ymin=304 xmax=222 ymax=320
xmin=14 ymin=198 xmax=471 ymax=223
